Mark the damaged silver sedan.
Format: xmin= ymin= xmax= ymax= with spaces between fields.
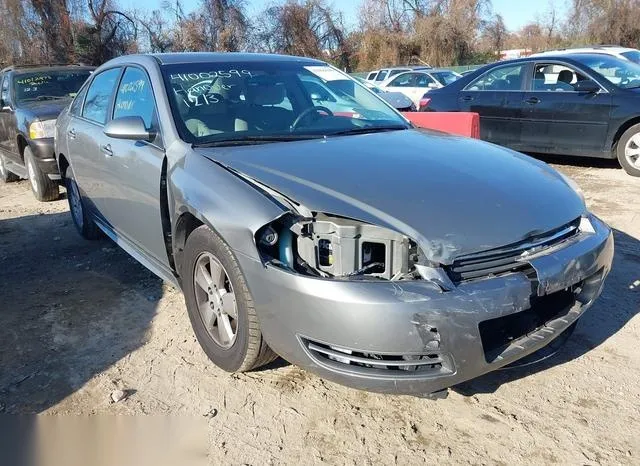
xmin=54 ymin=53 xmax=614 ymax=397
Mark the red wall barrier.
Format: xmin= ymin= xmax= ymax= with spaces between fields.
xmin=401 ymin=112 xmax=480 ymax=139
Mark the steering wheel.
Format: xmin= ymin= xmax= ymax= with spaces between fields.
xmin=290 ymin=106 xmax=334 ymax=131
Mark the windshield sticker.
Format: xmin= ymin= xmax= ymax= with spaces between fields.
xmin=170 ymin=70 xmax=254 ymax=82
xmin=17 ymin=75 xmax=52 ymax=85
xmin=304 ymin=66 xmax=346 ymax=82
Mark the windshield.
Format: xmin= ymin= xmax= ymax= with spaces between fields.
xmin=162 ymin=61 xmax=409 ymax=146
xmin=431 ymin=71 xmax=460 ymax=86
xmin=621 ymin=50 xmax=640 ymax=64
xmin=13 ymin=70 xmax=92 ymax=103
xmin=573 ymin=55 xmax=640 ymax=89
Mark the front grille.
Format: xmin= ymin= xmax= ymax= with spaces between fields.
xmin=479 ymin=288 xmax=577 ymax=363
xmin=446 ymin=218 xmax=581 ymax=283
xmin=302 ymin=338 xmax=448 ymax=374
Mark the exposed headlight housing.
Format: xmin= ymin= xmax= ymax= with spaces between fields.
xmin=29 ymin=119 xmax=56 ymax=139
xmin=256 ymin=213 xmax=423 ymax=281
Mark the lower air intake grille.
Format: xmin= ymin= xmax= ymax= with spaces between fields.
xmin=446 ymin=218 xmax=581 ymax=283
xmin=302 ymin=338 xmax=450 ymax=374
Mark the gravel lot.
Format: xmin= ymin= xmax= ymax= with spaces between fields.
xmin=0 ymin=155 xmax=638 ymax=464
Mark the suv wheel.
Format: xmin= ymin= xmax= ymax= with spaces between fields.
xmin=183 ymin=225 xmax=278 ymax=372
xmin=0 ymin=154 xmax=19 ymax=183
xmin=64 ymin=167 xmax=102 ymax=240
xmin=616 ymin=124 xmax=640 ymax=177
xmin=24 ymin=147 xmax=59 ymax=201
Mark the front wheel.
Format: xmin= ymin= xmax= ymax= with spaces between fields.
xmin=616 ymin=124 xmax=640 ymax=177
xmin=182 ymin=225 xmax=277 ymax=372
xmin=25 ymin=147 xmax=59 ymax=201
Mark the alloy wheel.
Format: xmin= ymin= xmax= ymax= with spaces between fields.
xmin=193 ymin=252 xmax=238 ymax=349
xmin=624 ymin=133 xmax=640 ymax=169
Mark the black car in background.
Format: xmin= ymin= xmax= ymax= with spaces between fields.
xmin=420 ymin=53 xmax=640 ymax=177
xmin=0 ymin=64 xmax=94 ymax=200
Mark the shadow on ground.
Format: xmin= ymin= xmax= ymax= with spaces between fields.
xmin=455 ymin=228 xmax=640 ymax=395
xmin=528 ymin=152 xmax=621 ymax=170
xmin=0 ymin=211 xmax=163 ymax=413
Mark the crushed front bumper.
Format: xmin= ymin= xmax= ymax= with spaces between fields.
xmin=236 ymin=214 xmax=614 ymax=396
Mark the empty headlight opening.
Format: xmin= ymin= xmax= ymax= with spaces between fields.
xmin=255 ymin=212 xmax=423 ymax=281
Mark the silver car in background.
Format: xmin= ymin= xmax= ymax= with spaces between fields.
xmin=55 ymin=53 xmax=613 ymax=397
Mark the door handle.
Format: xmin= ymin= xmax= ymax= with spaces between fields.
xmin=524 ymin=97 xmax=540 ymax=105
xmin=461 ymin=95 xmax=474 ymax=102
xmin=68 ymin=129 xmax=77 ymax=139
xmin=100 ymin=144 xmax=113 ymax=157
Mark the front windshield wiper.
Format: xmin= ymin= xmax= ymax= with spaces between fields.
xmin=327 ymin=125 xmax=409 ymax=137
xmin=193 ymin=134 xmax=325 ymax=148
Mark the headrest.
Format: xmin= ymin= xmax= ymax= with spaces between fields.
xmin=211 ymin=77 xmax=244 ymax=102
xmin=246 ymin=81 xmax=286 ymax=106
xmin=558 ymin=70 xmax=573 ymax=83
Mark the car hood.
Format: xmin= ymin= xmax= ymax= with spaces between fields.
xmin=17 ymin=98 xmax=71 ymax=120
xmin=200 ymin=129 xmax=585 ymax=264
xmin=379 ymin=92 xmax=414 ymax=108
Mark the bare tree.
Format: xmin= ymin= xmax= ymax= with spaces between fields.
xmin=30 ymin=0 xmax=75 ymax=62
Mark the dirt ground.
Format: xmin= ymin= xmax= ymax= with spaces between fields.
xmin=0 ymin=155 xmax=638 ymax=465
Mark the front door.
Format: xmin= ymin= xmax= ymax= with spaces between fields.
xmin=459 ymin=62 xmax=528 ymax=148
xmin=100 ymin=66 xmax=169 ymax=267
xmin=0 ymin=74 xmax=19 ymax=163
xmin=384 ymin=72 xmax=433 ymax=107
xmin=520 ymin=62 xmax=612 ymax=155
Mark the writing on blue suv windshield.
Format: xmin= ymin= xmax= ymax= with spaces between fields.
xmin=162 ymin=62 xmax=409 ymax=146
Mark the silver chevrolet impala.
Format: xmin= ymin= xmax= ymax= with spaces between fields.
xmin=54 ymin=53 xmax=614 ymax=397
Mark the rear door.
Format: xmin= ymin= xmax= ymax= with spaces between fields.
xmin=67 ymin=67 xmax=123 ymax=217
xmin=519 ymin=62 xmax=612 ymax=154
xmin=100 ymin=66 xmax=169 ymax=267
xmin=458 ymin=62 xmax=528 ymax=148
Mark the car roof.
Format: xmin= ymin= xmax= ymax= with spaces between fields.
xmin=2 ymin=64 xmax=95 ymax=74
xmin=148 ymin=52 xmax=325 ymax=65
xmin=533 ymin=46 xmax=637 ymax=55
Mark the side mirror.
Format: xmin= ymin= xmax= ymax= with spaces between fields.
xmin=0 ymin=98 xmax=11 ymax=112
xmin=310 ymin=93 xmax=323 ymax=102
xmin=104 ymin=116 xmax=155 ymax=141
xmin=573 ymin=80 xmax=600 ymax=93
xmin=427 ymin=82 xmax=439 ymax=89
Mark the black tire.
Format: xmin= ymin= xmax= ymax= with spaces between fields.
xmin=24 ymin=147 xmax=59 ymax=201
xmin=0 ymin=154 xmax=19 ymax=183
xmin=615 ymin=124 xmax=640 ymax=177
xmin=183 ymin=225 xmax=277 ymax=372
xmin=64 ymin=167 xmax=102 ymax=240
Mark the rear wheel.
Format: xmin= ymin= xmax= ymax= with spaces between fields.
xmin=64 ymin=167 xmax=102 ymax=240
xmin=0 ymin=154 xmax=19 ymax=183
xmin=616 ymin=124 xmax=640 ymax=177
xmin=24 ymin=147 xmax=59 ymax=201
xmin=182 ymin=225 xmax=277 ymax=372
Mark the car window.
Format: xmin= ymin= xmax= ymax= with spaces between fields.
xmin=301 ymin=80 xmax=336 ymax=103
xmin=12 ymin=70 xmax=92 ymax=104
xmin=163 ymin=61 xmax=409 ymax=145
xmin=431 ymin=71 xmax=460 ymax=86
xmin=572 ymin=54 xmax=640 ymax=89
xmin=466 ymin=64 xmax=526 ymax=91
xmin=69 ymin=81 xmax=89 ymax=116
xmin=415 ymin=73 xmax=435 ymax=87
xmin=366 ymin=72 xmax=378 ymax=80
xmin=82 ymin=68 xmax=121 ymax=125
xmin=388 ymin=73 xmax=416 ymax=88
xmin=621 ymin=50 xmax=640 ymax=64
xmin=387 ymin=69 xmax=407 ymax=78
xmin=113 ymin=67 xmax=156 ymax=129
xmin=375 ymin=70 xmax=389 ymax=82
xmin=532 ymin=64 xmax=591 ymax=92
